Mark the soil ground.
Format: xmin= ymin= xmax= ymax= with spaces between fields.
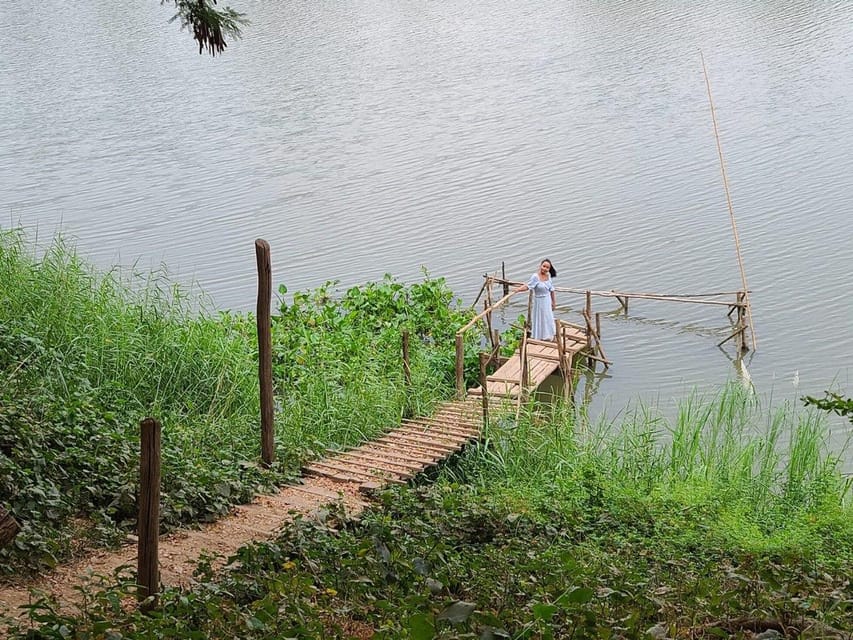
xmin=0 ymin=477 xmax=367 ymax=628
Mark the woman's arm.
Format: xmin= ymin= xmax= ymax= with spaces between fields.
xmin=550 ymin=290 xmax=556 ymax=310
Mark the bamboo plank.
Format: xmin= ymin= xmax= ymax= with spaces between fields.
xmin=401 ymin=420 xmax=480 ymax=437
xmin=377 ymin=433 xmax=462 ymax=454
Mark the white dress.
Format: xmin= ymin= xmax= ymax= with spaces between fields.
xmin=526 ymin=274 xmax=555 ymax=340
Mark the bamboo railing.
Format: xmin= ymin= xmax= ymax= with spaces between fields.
xmin=455 ymin=289 xmax=516 ymax=397
xmin=488 ymin=276 xmax=752 ymax=352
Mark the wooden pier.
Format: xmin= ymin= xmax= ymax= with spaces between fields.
xmin=300 ymin=272 xmax=751 ymax=495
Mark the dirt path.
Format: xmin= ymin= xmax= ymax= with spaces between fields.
xmin=0 ymin=399 xmax=482 ymax=633
xmin=0 ymin=477 xmax=367 ymax=626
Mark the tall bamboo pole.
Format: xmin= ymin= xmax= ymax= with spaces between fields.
xmin=701 ymin=52 xmax=756 ymax=351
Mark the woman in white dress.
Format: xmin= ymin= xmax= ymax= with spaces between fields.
xmin=516 ymin=259 xmax=557 ymax=340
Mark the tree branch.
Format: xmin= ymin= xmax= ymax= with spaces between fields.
xmin=163 ymin=0 xmax=249 ymax=56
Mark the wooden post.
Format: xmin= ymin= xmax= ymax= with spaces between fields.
xmin=478 ymin=352 xmax=489 ymax=429
xmin=501 ymin=261 xmax=509 ymax=297
xmin=138 ymin=417 xmax=161 ymax=610
xmin=736 ymin=294 xmax=746 ymax=353
xmin=555 ymin=318 xmax=566 ymax=374
xmin=0 ymin=506 xmax=20 ymax=547
xmin=585 ymin=291 xmax=594 ymax=368
xmin=563 ymin=352 xmax=574 ymax=402
xmin=402 ymin=330 xmax=411 ymax=387
xmin=516 ymin=331 xmax=528 ymax=420
xmin=255 ymin=239 xmax=275 ymax=467
xmin=455 ymin=333 xmax=465 ymax=399
xmin=484 ymin=281 xmax=494 ymax=351
xmin=491 ymin=329 xmax=500 ymax=363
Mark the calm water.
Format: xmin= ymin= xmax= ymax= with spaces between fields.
xmin=1 ymin=1 xmax=851 ymax=466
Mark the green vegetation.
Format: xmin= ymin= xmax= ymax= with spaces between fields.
xmin=2 ymin=230 xmax=852 ymax=637
xmin=804 ymin=391 xmax=853 ymax=425
xmin=5 ymin=388 xmax=852 ymax=638
xmin=0 ymin=229 xmax=473 ymax=574
xmin=162 ymin=0 xmax=248 ymax=56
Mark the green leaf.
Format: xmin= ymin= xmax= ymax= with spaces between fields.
xmin=559 ymin=586 xmax=594 ymax=605
xmin=437 ymin=601 xmax=476 ymax=624
xmin=408 ymin=613 xmax=435 ymax=640
xmin=532 ymin=602 xmax=559 ymax=621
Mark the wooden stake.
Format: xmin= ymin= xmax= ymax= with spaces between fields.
xmin=563 ymin=352 xmax=574 ymax=401
xmin=516 ymin=331 xmax=528 ymax=421
xmin=501 ymin=261 xmax=509 ymax=297
xmin=138 ymin=417 xmax=161 ymax=610
xmin=701 ymin=52 xmax=756 ymax=350
xmin=402 ymin=330 xmax=411 ymax=387
xmin=255 ymin=239 xmax=275 ymax=467
xmin=478 ymin=352 xmax=489 ymax=429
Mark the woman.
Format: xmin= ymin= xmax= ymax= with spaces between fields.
xmin=516 ymin=259 xmax=557 ymax=341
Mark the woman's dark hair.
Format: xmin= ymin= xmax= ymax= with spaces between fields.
xmin=541 ymin=259 xmax=557 ymax=278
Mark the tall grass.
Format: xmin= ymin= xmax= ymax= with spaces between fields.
xmin=0 ymin=230 xmax=467 ymax=573
xmin=451 ymin=383 xmax=852 ymax=559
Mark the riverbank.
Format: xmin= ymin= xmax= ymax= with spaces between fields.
xmin=1 ymin=232 xmax=851 ymax=637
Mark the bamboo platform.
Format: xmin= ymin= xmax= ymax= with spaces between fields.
xmin=469 ymin=324 xmax=589 ymax=399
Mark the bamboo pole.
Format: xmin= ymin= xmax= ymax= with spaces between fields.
xmin=484 ymin=279 xmax=494 ymax=351
xmin=491 ymin=278 xmax=746 ymax=307
xmin=595 ymin=312 xmax=609 ymax=369
xmin=471 ymin=275 xmax=489 ymax=308
xmin=455 ymin=333 xmax=465 ymax=399
xmin=457 ymin=291 xmax=516 ymax=334
xmin=585 ymin=291 xmax=594 ymax=368
xmin=255 ymin=239 xmax=275 ymax=467
xmin=501 ymin=262 xmax=509 ymax=297
xmin=717 ymin=325 xmax=746 ymax=348
xmin=583 ymin=309 xmax=609 ymax=369
xmin=701 ymin=52 xmax=756 ymax=350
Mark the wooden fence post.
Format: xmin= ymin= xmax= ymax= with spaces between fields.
xmin=402 ymin=330 xmax=411 ymax=387
xmin=478 ymin=352 xmax=489 ymax=429
xmin=0 ymin=506 xmax=20 ymax=547
xmin=255 ymin=239 xmax=275 ymax=467
xmin=138 ymin=417 xmax=161 ymax=610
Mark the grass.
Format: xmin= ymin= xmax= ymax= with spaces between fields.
xmin=6 ymin=388 xmax=851 ymax=638
xmin=0 ymin=229 xmax=470 ymax=573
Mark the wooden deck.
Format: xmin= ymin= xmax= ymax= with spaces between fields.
xmin=468 ymin=323 xmax=590 ymax=399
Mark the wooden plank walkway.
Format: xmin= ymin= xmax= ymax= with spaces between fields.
xmin=304 ymin=323 xmax=591 ymax=492
xmin=303 ymin=400 xmax=483 ymax=493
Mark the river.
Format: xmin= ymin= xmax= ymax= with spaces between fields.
xmin=1 ymin=1 xmax=851 ymax=468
